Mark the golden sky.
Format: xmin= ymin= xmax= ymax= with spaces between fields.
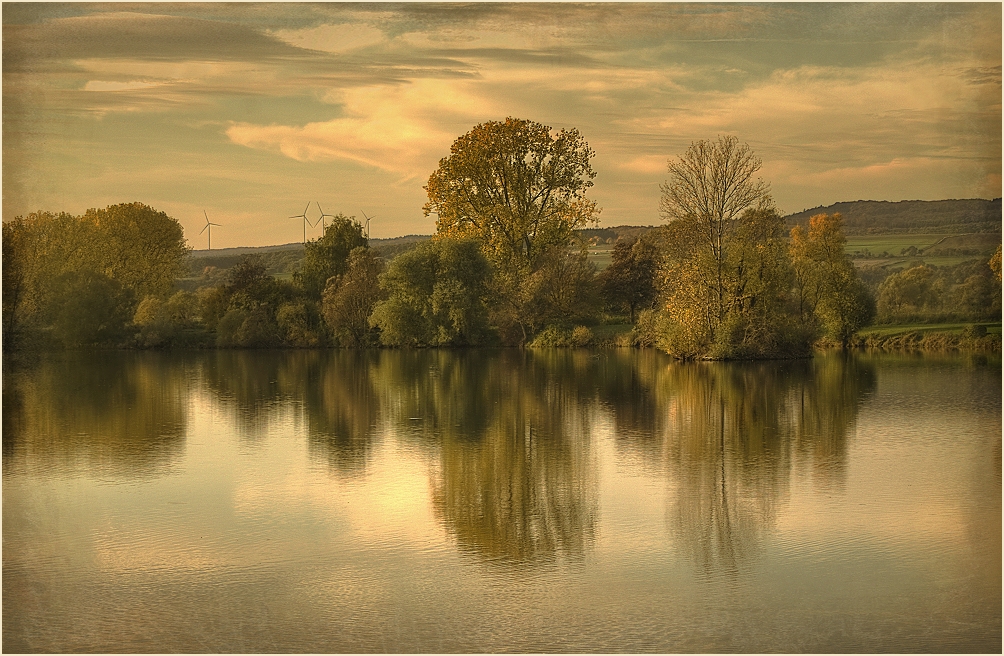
xmin=4 ymin=3 xmax=1001 ymax=247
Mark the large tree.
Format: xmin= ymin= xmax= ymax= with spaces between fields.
xmin=83 ymin=202 xmax=189 ymax=300
xmin=657 ymin=136 xmax=803 ymax=359
xmin=424 ymin=118 xmax=599 ymax=344
xmin=790 ymin=213 xmax=874 ymax=346
xmin=424 ymin=117 xmax=598 ymax=269
xmin=295 ymin=214 xmax=367 ymax=299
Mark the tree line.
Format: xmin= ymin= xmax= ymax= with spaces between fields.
xmin=4 ymin=120 xmax=1000 ymax=358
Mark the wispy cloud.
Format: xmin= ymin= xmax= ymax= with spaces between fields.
xmin=3 ymin=3 xmax=1000 ymax=244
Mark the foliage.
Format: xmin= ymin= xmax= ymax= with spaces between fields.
xmin=425 ymin=117 xmax=598 ymax=271
xmin=877 ymin=265 xmax=942 ymax=319
xmin=295 ymin=215 xmax=367 ymax=299
xmin=2 ymin=205 xmax=188 ymax=348
xmin=50 ymin=269 xmax=134 ymax=347
xmin=3 ymin=211 xmax=96 ymax=344
xmin=201 ymin=254 xmax=326 ymax=348
xmin=527 ymin=324 xmax=594 ymax=348
xmin=370 ymin=239 xmax=492 ymax=347
xmin=322 ymin=247 xmax=386 ymax=347
xmin=790 ymin=213 xmax=875 ymax=345
xmin=83 ymin=202 xmax=190 ymax=300
xmin=596 ymin=237 xmax=658 ymax=323
xmin=656 ymin=202 xmax=800 ymax=359
xmin=655 ymin=136 xmax=803 ymax=359
xmin=276 ymin=300 xmax=324 ymax=348
xmin=132 ymin=291 xmax=206 ymax=348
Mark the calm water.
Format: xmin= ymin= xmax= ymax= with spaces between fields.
xmin=3 ymin=349 xmax=1000 ymax=653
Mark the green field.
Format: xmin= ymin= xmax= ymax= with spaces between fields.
xmin=846 ymin=233 xmax=999 ymax=268
xmin=587 ymin=245 xmax=615 ymax=271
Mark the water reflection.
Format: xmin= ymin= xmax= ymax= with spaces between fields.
xmin=2 ymin=352 xmax=191 ymax=477
xmin=375 ymin=350 xmax=599 ymax=565
xmin=303 ymin=351 xmax=382 ymax=477
xmin=613 ymin=354 xmax=876 ymax=577
xmin=3 ymin=348 xmax=877 ymax=573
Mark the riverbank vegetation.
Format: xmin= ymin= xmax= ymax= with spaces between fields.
xmin=4 ymin=121 xmax=1000 ymax=358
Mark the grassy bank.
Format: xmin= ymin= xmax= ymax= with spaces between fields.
xmin=850 ymin=322 xmax=1001 ymax=352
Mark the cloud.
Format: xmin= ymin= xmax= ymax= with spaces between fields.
xmin=271 ymin=23 xmax=387 ymax=53
xmin=3 ymin=11 xmax=308 ymax=71
xmin=83 ymin=80 xmax=163 ymax=92
xmin=226 ymin=78 xmax=502 ymax=175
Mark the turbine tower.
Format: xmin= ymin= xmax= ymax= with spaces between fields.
xmin=361 ymin=211 xmax=375 ymax=239
xmin=200 ymin=211 xmax=221 ymax=250
xmin=316 ymin=202 xmax=337 ymax=231
xmin=290 ymin=202 xmax=313 ymax=244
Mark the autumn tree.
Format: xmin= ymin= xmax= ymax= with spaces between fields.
xmin=369 ymin=238 xmax=493 ymax=347
xmin=322 ymin=247 xmax=385 ymax=347
xmin=790 ymin=213 xmax=874 ymax=346
xmin=596 ymin=237 xmax=658 ymax=323
xmin=425 ymin=117 xmax=598 ymax=269
xmin=424 ymin=118 xmax=599 ymax=343
xmin=83 ymin=203 xmax=189 ymax=300
xmin=657 ymin=136 xmax=802 ymax=359
xmin=295 ymin=214 xmax=368 ymax=299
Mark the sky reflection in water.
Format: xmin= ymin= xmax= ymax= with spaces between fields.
xmin=3 ymin=349 xmax=1000 ymax=652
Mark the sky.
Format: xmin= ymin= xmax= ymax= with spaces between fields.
xmin=3 ymin=2 xmax=1001 ymax=248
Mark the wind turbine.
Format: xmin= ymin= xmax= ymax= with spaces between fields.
xmin=200 ymin=211 xmax=221 ymax=250
xmin=360 ymin=211 xmax=375 ymax=239
xmin=316 ymin=202 xmax=337 ymax=231
xmin=290 ymin=202 xmax=313 ymax=244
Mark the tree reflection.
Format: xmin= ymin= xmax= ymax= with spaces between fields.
xmin=302 ymin=351 xmax=382 ymax=477
xmin=200 ymin=350 xmax=304 ymax=440
xmin=607 ymin=353 xmax=875 ymax=577
xmin=372 ymin=350 xmax=599 ymax=566
xmin=2 ymin=352 xmax=191 ymax=477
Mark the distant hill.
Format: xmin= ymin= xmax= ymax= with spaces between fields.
xmin=189 ymin=242 xmax=304 ymax=258
xmin=783 ymin=198 xmax=1002 ymax=235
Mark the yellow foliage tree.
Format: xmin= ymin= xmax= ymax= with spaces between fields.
xmin=657 ymin=136 xmax=799 ymax=358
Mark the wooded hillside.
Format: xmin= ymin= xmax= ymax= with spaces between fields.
xmin=784 ymin=199 xmax=1002 ymax=235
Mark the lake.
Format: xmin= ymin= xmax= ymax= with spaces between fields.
xmin=3 ymin=349 xmax=1000 ymax=652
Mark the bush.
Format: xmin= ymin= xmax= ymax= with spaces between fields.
xmin=277 ymin=300 xmax=324 ymax=347
xmin=370 ymin=239 xmax=492 ymax=347
xmin=50 ymin=269 xmax=133 ymax=347
xmin=322 ymin=247 xmax=384 ymax=347
xmin=216 ymin=308 xmax=247 ymax=348
xmin=528 ymin=324 xmax=594 ymax=348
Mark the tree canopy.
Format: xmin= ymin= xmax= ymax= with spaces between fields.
xmin=369 ymin=238 xmax=492 ymax=347
xmin=655 ymin=137 xmax=802 ymax=358
xmin=84 ymin=202 xmax=189 ymax=299
xmin=424 ymin=117 xmax=598 ymax=270
xmin=295 ymin=214 xmax=368 ymax=299
xmin=2 ymin=204 xmax=189 ymax=348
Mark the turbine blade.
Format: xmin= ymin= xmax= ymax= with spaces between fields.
xmin=200 ymin=224 xmax=208 ymax=235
